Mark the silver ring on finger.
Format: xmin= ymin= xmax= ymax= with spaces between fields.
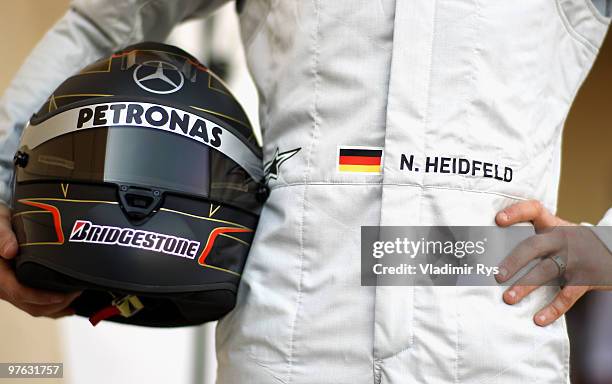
xmin=549 ymin=254 xmax=567 ymax=276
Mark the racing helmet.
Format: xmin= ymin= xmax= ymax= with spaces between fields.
xmin=11 ymin=42 xmax=267 ymax=327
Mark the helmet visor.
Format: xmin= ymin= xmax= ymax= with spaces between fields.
xmin=16 ymin=104 xmax=263 ymax=214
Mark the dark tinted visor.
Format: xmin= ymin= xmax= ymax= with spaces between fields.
xmin=16 ymin=126 xmax=262 ymax=214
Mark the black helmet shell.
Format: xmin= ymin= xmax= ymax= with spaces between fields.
xmin=11 ymin=42 xmax=264 ymax=327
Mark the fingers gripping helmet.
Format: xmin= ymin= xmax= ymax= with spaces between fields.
xmin=11 ymin=42 xmax=267 ymax=327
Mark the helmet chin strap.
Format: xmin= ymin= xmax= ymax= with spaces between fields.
xmin=89 ymin=293 xmax=144 ymax=326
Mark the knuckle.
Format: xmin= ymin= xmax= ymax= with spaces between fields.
xmin=9 ymin=289 xmax=25 ymax=303
xmin=1 ymin=291 xmax=14 ymax=303
xmin=0 ymin=218 xmax=13 ymax=231
xmin=531 ymin=200 xmax=543 ymax=213
xmin=28 ymin=309 xmax=44 ymax=318
xmin=3 ymin=286 xmax=18 ymax=302
xmin=0 ymin=233 xmax=16 ymax=253
xmin=511 ymin=286 xmax=526 ymax=296
xmin=524 ymin=236 xmax=542 ymax=255
xmin=549 ymin=302 xmax=563 ymax=318
xmin=0 ymin=234 xmax=10 ymax=248
xmin=557 ymin=290 xmax=574 ymax=308
xmin=23 ymin=305 xmax=49 ymax=318
xmin=557 ymin=228 xmax=571 ymax=243
xmin=506 ymin=204 xmax=520 ymax=217
xmin=502 ymin=257 xmax=517 ymax=273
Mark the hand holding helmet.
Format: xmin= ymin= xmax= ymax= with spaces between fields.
xmin=0 ymin=203 xmax=80 ymax=317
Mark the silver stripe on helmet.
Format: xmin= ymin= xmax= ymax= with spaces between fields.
xmin=20 ymin=102 xmax=263 ymax=181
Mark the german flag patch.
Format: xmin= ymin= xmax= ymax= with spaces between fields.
xmin=337 ymin=146 xmax=383 ymax=174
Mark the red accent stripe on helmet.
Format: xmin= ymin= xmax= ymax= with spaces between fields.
xmin=18 ymin=200 xmax=65 ymax=244
xmin=197 ymin=227 xmax=253 ymax=266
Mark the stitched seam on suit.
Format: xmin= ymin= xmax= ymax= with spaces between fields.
xmin=379 ymin=0 xmax=440 ymax=366
xmin=537 ymin=19 xmax=595 ymax=215
xmin=584 ymin=0 xmax=612 ymax=24
xmin=372 ymin=0 xmax=399 ymax=380
xmin=286 ymin=2 xmax=320 ymax=383
xmin=554 ymin=0 xmax=599 ymax=53
xmin=271 ymin=181 xmax=527 ymax=201
xmin=455 ymin=1 xmax=483 ymax=381
xmin=395 ymin=0 xmax=439 ymax=367
xmin=375 ymin=0 xmax=440 ymax=367
xmin=243 ymin=0 xmax=273 ymax=52
xmin=70 ymin=7 xmax=117 ymax=47
xmin=474 ymin=324 xmax=567 ymax=383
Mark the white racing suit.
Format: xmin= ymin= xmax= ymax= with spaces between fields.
xmin=1 ymin=1 xmax=611 ymax=383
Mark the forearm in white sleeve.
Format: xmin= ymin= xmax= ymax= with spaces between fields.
xmin=0 ymin=9 xmax=114 ymax=205
xmin=0 ymin=0 xmax=229 ymax=205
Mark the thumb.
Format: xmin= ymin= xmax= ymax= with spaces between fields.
xmin=0 ymin=204 xmax=18 ymax=259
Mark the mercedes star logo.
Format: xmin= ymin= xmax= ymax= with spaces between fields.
xmin=133 ymin=60 xmax=185 ymax=94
